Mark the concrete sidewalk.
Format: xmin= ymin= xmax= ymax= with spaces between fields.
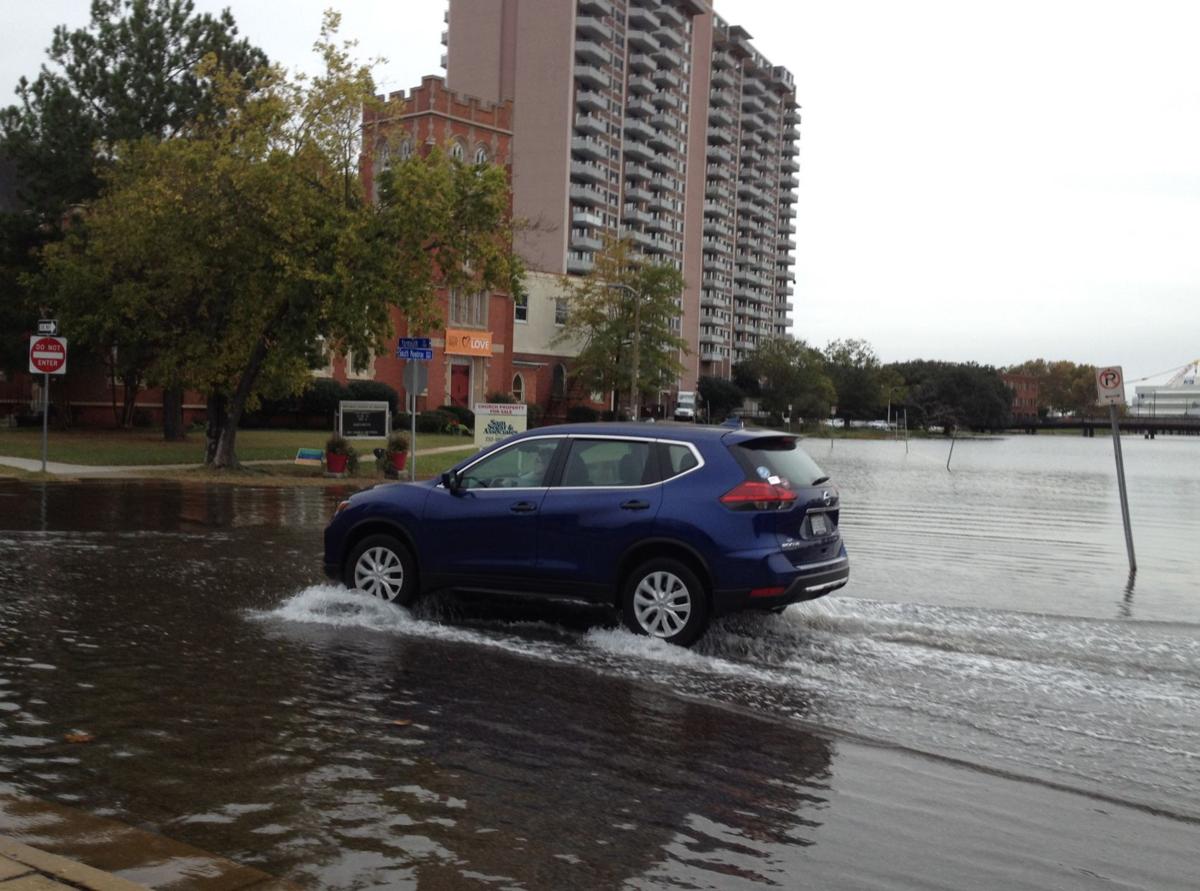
xmin=0 ymin=444 xmax=474 ymax=478
xmin=0 ymin=836 xmax=296 ymax=890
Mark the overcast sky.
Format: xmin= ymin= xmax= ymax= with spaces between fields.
xmin=4 ymin=1 xmax=1198 ymax=385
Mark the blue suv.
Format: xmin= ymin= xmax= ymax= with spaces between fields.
xmin=323 ymin=423 xmax=848 ymax=646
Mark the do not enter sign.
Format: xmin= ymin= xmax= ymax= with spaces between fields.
xmin=29 ymin=335 xmax=68 ymax=375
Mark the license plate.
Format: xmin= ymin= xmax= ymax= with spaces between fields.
xmin=810 ymin=513 xmax=830 ymax=536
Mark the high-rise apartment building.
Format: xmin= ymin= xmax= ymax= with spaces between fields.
xmin=444 ymin=0 xmax=799 ymax=389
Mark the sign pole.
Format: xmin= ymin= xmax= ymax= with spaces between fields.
xmin=410 ymin=391 xmax=417 ymax=482
xmin=1110 ymin=403 xmax=1136 ymax=572
xmin=41 ymin=372 xmax=49 ymax=473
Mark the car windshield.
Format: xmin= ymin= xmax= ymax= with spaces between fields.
xmin=730 ymin=436 xmax=828 ymax=487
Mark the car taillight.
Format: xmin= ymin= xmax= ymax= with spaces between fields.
xmin=719 ymin=481 xmax=797 ymax=511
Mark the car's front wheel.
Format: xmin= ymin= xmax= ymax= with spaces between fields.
xmin=344 ymin=534 xmax=418 ymax=605
xmin=621 ymin=558 xmax=710 ymax=647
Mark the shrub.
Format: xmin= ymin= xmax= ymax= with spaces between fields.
xmin=384 ymin=431 xmax=410 ymax=455
xmin=566 ymin=405 xmax=599 ymax=423
xmin=439 ymin=404 xmax=475 ymax=428
xmin=485 ymin=391 xmax=516 ymax=404
xmin=324 ymin=433 xmax=358 ymax=473
xmin=302 ymin=378 xmax=351 ymax=418
xmin=417 ymin=409 xmax=457 ymax=433
xmin=348 ymin=380 xmax=399 ymax=413
xmin=526 ymin=403 xmax=544 ymax=428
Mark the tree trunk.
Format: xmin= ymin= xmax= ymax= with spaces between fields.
xmin=162 ymin=387 xmax=185 ymax=441
xmin=120 ymin=378 xmax=140 ymax=428
xmin=207 ymin=336 xmax=271 ymax=469
xmin=205 ymin=392 xmax=227 ymax=466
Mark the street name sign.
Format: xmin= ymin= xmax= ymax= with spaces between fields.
xmin=398 ymin=337 xmax=432 ymax=349
xmin=1096 ymin=366 xmax=1126 ymax=405
xmin=396 ymin=347 xmax=434 ymax=360
xmin=29 ymin=336 xmax=68 ymax=375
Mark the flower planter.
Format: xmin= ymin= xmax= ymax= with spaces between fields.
xmin=325 ymin=452 xmax=349 ymax=474
xmin=390 ymin=452 xmax=408 ymax=472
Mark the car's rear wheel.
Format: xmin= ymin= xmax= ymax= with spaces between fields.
xmin=621 ymin=558 xmax=710 ymax=647
xmin=344 ymin=534 xmax=417 ymax=605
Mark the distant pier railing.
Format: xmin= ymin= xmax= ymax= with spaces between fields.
xmin=1010 ymin=416 xmax=1200 ymax=436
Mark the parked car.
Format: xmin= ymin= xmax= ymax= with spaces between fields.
xmin=323 ymin=422 xmax=849 ymax=646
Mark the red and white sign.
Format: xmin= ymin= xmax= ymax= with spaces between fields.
xmin=1096 ymin=365 xmax=1125 ymax=405
xmin=29 ymin=336 xmax=68 ymax=375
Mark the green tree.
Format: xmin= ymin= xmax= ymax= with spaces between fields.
xmin=697 ymin=375 xmax=744 ymax=423
xmin=36 ymin=15 xmax=522 ymax=468
xmin=556 ymin=237 xmax=688 ymax=413
xmin=0 ymin=0 xmax=267 ymax=218
xmin=1008 ymin=358 xmax=1098 ymax=416
xmin=890 ymin=360 xmax=1012 ymax=431
xmin=823 ymin=337 xmax=883 ymax=420
xmin=1 ymin=0 xmax=267 ymax=430
xmin=739 ymin=337 xmax=835 ymax=420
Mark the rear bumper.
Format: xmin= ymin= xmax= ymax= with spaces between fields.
xmin=712 ymin=555 xmax=849 ymax=615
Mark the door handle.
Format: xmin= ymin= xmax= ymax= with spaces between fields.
xmin=620 ymin=499 xmax=651 ymax=511
xmin=510 ymin=501 xmax=538 ymax=513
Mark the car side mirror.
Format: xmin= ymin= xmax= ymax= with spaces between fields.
xmin=441 ymin=470 xmax=462 ymax=494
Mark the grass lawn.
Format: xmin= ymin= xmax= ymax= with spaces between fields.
xmin=134 ymin=447 xmax=478 ymax=485
xmin=0 ymin=427 xmax=475 ymax=466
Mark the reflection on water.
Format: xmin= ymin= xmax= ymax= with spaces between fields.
xmin=1 ymin=446 xmax=1199 ymax=888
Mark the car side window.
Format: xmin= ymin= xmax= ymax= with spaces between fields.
xmin=561 ymin=439 xmax=654 ymax=487
xmin=663 ymin=443 xmax=699 ymax=479
xmin=460 ymin=440 xmax=558 ymax=489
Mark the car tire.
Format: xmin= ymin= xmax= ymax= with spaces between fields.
xmin=621 ymin=558 xmax=710 ymax=647
xmin=344 ymin=534 xmax=418 ymax=606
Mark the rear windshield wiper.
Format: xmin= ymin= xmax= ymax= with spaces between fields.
xmin=811 ymin=476 xmax=830 ymax=485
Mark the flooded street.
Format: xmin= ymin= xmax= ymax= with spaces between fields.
xmin=1 ymin=434 xmax=1199 ymax=888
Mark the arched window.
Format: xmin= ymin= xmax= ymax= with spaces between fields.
xmin=398 ymin=138 xmax=413 ymax=160
xmin=512 ymin=373 xmax=525 ymax=403
xmin=474 ymin=145 xmax=489 ymax=164
xmin=450 ymin=140 xmax=465 ymax=161
xmin=552 ymin=364 xmax=567 ymax=399
xmin=372 ymin=141 xmax=391 ymax=203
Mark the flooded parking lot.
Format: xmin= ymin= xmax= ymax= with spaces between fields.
xmin=1 ymin=434 xmax=1198 ymax=888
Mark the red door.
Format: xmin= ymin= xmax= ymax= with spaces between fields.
xmin=450 ymin=364 xmax=470 ymax=407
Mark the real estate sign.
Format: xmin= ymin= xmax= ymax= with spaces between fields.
xmin=474 ymin=402 xmax=528 ymax=449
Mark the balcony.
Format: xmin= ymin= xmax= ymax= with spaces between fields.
xmin=628 ymin=75 xmax=655 ymax=96
xmin=578 ymin=0 xmax=613 ymax=16
xmin=656 ymin=27 xmax=684 ymax=50
xmin=656 ymin=4 xmax=685 ymax=26
xmin=644 ymin=214 xmax=672 ymax=234
xmin=625 ymin=117 xmax=655 ymax=142
xmin=629 ymin=52 xmax=657 ymax=74
xmin=781 ymin=156 xmax=800 ymax=173
xmin=707 ymin=145 xmax=733 ymax=164
xmin=647 ymin=190 xmax=674 ymax=212
xmin=704 ymin=200 xmax=731 ymax=219
xmin=574 ymin=113 xmax=608 ymax=138
xmin=575 ymin=40 xmax=612 ymax=67
xmin=705 ymin=180 xmax=732 ymax=201
xmin=652 ymin=69 xmax=681 ymax=90
xmin=742 ymin=76 xmax=764 ymax=96
xmin=626 ymin=97 xmax=655 ymax=119
xmin=569 ymin=183 xmax=608 ymax=207
xmin=653 ymin=91 xmax=682 ymax=111
xmin=627 ymin=4 xmax=660 ymax=30
xmin=655 ymin=46 xmax=685 ymax=70
xmin=708 ymin=125 xmax=734 ymax=145
xmin=648 ymin=129 xmax=679 ymax=153
xmin=711 ymin=68 xmax=735 ymax=90
xmin=706 ymin=163 xmax=732 ymax=180
xmin=567 ymin=252 xmax=596 ymax=275
xmin=574 ymin=63 xmax=611 ymax=90
xmin=623 ymin=139 xmax=655 ymax=162
xmin=704 ymin=217 xmax=733 ymax=238
xmin=628 ymin=29 xmax=662 ymax=53
xmin=576 ymin=15 xmax=613 ymax=42
xmin=742 ymin=94 xmax=765 ymax=116
xmin=576 ymin=89 xmax=607 ymax=113
xmin=629 ymin=229 xmax=656 ymax=250
xmin=570 ymin=158 xmax=608 ymax=184
xmin=708 ymin=106 xmax=733 ymax=128
xmin=572 ymin=208 xmax=605 ymax=229
xmin=624 ymin=161 xmax=653 ymax=181
xmin=571 ymin=135 xmax=608 ymax=161
xmin=570 ymin=229 xmax=604 ymax=252
xmin=702 ymin=236 xmax=732 ymax=255
xmin=647 ymin=153 xmax=679 ymax=174
xmin=623 ymin=204 xmax=653 ymax=227
xmin=624 ymin=185 xmax=652 ymax=203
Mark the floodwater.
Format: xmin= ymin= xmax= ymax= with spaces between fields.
xmin=1 ymin=433 xmax=1198 ymax=889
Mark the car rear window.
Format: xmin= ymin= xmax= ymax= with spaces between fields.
xmin=729 ymin=436 xmax=828 ymax=487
